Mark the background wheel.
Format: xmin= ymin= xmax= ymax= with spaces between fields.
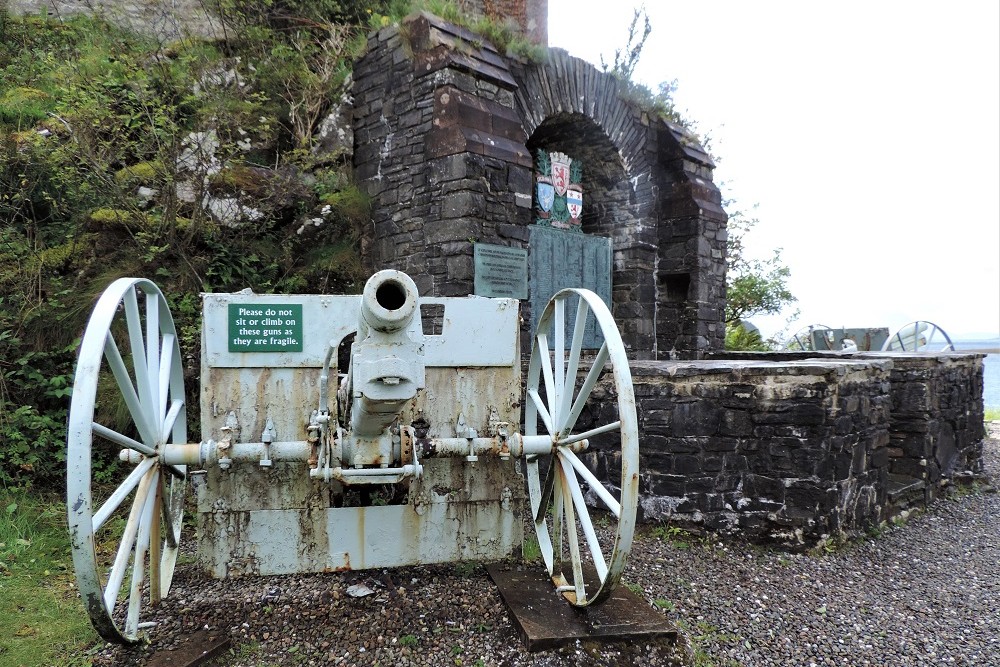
xmin=524 ymin=288 xmax=639 ymax=606
xmin=881 ymin=320 xmax=955 ymax=352
xmin=66 ymin=278 xmax=187 ymax=643
xmin=784 ymin=324 xmax=833 ymax=351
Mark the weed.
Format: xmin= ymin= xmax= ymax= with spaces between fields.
xmin=453 ymin=561 xmax=479 ymax=578
xmin=399 ymin=634 xmax=418 ymax=647
xmin=522 ymin=535 xmax=542 ymax=562
xmin=653 ymin=598 xmax=675 ymax=611
xmin=623 ymin=581 xmax=643 ymax=596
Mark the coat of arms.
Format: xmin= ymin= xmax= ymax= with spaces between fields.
xmin=534 ymin=149 xmax=584 ymax=232
xmin=550 ymin=151 xmax=571 ymax=197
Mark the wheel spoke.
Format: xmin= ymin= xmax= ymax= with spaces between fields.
xmin=558 ymin=298 xmax=589 ymax=430
xmin=123 ymin=288 xmax=154 ymax=417
xmin=558 ymin=420 xmax=621 ymax=447
xmin=160 ymin=398 xmax=184 ymax=444
xmin=103 ymin=334 xmax=156 ymax=446
xmin=160 ymin=481 xmax=181 ymax=549
xmin=552 ymin=471 xmax=565 ymax=573
xmin=104 ymin=467 xmax=155 ymax=612
xmin=146 ymin=293 xmax=161 ymax=425
xmin=527 ymin=389 xmax=554 ymax=436
xmin=533 ymin=457 xmax=556 ymax=524
xmin=92 ymin=457 xmax=157 ymax=532
xmin=558 ymin=452 xmax=608 ymax=581
xmin=157 ymin=332 xmax=175 ymax=426
xmin=557 ymin=463 xmax=587 ymax=604
xmin=126 ymin=468 xmax=159 ymax=636
xmin=559 ymin=447 xmax=621 ymax=518
xmin=537 ymin=332 xmax=556 ymax=423
xmin=149 ymin=476 xmax=162 ymax=603
xmin=561 ymin=341 xmax=609 ymax=436
xmin=553 ymin=297 xmax=565 ymax=428
xmin=93 ymin=423 xmax=156 ymax=458
xmin=526 ymin=459 xmax=554 ymax=574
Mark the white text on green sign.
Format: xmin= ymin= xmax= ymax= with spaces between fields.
xmin=228 ymin=304 xmax=303 ymax=352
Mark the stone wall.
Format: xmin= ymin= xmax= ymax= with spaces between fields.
xmin=352 ymin=13 xmax=727 ymax=360
xmin=579 ymin=358 xmax=893 ymax=547
xmin=8 ymin=0 xmax=223 ymax=41
xmin=873 ymin=352 xmax=986 ymax=509
xmin=581 ymin=351 xmax=986 ymax=546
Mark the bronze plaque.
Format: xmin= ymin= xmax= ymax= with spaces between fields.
xmin=474 ymin=243 xmax=528 ymax=299
xmin=529 ymin=226 xmax=611 ymax=349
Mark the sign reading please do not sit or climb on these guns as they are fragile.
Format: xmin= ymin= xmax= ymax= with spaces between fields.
xmin=228 ymin=303 xmax=303 ymax=352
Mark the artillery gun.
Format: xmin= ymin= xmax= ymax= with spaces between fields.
xmin=66 ymin=270 xmax=639 ymax=643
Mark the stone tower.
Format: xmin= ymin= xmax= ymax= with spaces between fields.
xmin=457 ymin=0 xmax=548 ymax=46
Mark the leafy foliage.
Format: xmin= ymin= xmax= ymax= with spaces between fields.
xmin=0 ymin=10 xmax=372 ymax=487
xmin=724 ymin=205 xmax=796 ymax=326
xmin=600 ymin=7 xmax=652 ymax=82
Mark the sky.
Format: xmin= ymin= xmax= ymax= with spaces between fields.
xmin=547 ymin=0 xmax=1000 ymax=342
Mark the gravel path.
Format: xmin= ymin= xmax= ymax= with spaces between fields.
xmin=92 ymin=430 xmax=1000 ymax=667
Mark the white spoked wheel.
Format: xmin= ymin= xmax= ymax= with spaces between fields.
xmin=882 ymin=320 xmax=955 ymax=352
xmin=524 ymin=288 xmax=639 ymax=607
xmin=66 ymin=278 xmax=187 ymax=644
xmin=784 ymin=324 xmax=832 ymax=351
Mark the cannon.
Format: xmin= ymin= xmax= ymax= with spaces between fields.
xmin=66 ymin=270 xmax=638 ymax=643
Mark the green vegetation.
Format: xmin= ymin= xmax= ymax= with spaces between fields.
xmin=723 ymin=206 xmax=796 ymax=350
xmin=985 ymin=407 xmax=1000 ymax=422
xmin=0 ymin=489 xmax=99 ymax=666
xmin=0 ymin=0 xmax=560 ymax=492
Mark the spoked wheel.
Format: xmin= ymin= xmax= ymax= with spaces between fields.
xmin=881 ymin=320 xmax=955 ymax=352
xmin=66 ymin=278 xmax=187 ymax=643
xmin=784 ymin=324 xmax=832 ymax=351
xmin=524 ymin=288 xmax=639 ymax=606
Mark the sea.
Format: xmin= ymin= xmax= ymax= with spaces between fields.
xmin=949 ymin=338 xmax=1000 ymax=409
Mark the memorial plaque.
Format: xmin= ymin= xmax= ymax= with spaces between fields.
xmin=228 ymin=303 xmax=304 ymax=352
xmin=474 ymin=244 xmax=528 ymax=299
xmin=529 ymin=226 xmax=611 ymax=349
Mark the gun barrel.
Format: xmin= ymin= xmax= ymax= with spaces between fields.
xmin=349 ymin=270 xmax=425 ymax=440
xmin=360 ymin=270 xmax=419 ymax=334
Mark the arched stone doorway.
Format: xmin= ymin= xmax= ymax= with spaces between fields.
xmin=352 ymin=13 xmax=726 ymax=359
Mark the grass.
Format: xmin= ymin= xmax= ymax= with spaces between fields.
xmin=985 ymin=407 xmax=1000 ymax=422
xmin=0 ymin=489 xmax=100 ymax=667
xmin=522 ymin=535 xmax=541 ymax=562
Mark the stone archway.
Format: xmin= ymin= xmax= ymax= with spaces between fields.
xmin=351 ymin=13 xmax=726 ymax=359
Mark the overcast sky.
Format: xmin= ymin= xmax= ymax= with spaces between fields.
xmin=547 ymin=0 xmax=1000 ymax=342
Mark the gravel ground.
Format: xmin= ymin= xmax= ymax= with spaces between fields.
xmin=92 ymin=428 xmax=1000 ymax=667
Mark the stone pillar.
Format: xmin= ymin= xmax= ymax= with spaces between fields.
xmin=655 ymin=120 xmax=728 ymax=358
xmin=352 ymin=13 xmax=533 ymax=296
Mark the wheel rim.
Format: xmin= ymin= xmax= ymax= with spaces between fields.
xmin=882 ymin=320 xmax=955 ymax=352
xmin=66 ymin=278 xmax=187 ymax=643
xmin=524 ymin=288 xmax=639 ymax=606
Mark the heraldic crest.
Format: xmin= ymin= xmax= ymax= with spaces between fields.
xmin=534 ymin=149 xmax=583 ymax=231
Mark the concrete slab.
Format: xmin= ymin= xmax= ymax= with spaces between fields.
xmin=486 ymin=564 xmax=679 ymax=652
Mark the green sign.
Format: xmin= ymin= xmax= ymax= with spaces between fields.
xmin=228 ymin=303 xmax=303 ymax=352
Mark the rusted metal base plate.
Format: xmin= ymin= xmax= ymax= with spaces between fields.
xmin=147 ymin=629 xmax=231 ymax=667
xmin=486 ymin=564 xmax=678 ymax=652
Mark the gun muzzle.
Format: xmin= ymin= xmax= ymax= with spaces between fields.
xmin=360 ymin=270 xmax=418 ymax=334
